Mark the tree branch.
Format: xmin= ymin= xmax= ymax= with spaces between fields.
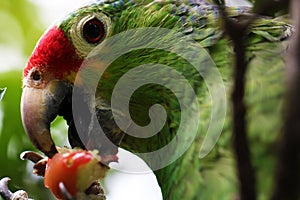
xmin=0 ymin=178 xmax=13 ymax=200
xmin=218 ymin=4 xmax=257 ymax=200
xmin=271 ymin=0 xmax=300 ymax=199
xmin=253 ymin=0 xmax=289 ymax=16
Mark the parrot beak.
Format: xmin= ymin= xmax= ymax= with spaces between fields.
xmin=21 ymin=80 xmax=72 ymax=158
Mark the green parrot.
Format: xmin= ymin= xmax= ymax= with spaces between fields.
xmin=20 ymin=0 xmax=292 ymax=199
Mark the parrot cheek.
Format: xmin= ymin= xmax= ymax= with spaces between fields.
xmin=21 ymin=80 xmax=73 ymax=158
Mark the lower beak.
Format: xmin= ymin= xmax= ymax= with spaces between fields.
xmin=21 ymin=80 xmax=72 ymax=158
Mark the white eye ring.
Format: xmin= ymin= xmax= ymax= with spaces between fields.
xmin=70 ymin=13 xmax=111 ymax=57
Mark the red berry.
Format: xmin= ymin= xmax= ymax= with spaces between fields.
xmin=44 ymin=150 xmax=94 ymax=199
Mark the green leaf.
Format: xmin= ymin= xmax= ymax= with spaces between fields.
xmin=0 ymin=87 xmax=6 ymax=101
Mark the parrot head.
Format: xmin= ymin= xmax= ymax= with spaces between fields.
xmin=21 ymin=3 xmax=121 ymax=158
xmin=21 ymin=0 xmax=183 ymax=158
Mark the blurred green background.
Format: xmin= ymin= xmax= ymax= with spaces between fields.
xmin=0 ymin=1 xmax=47 ymax=199
xmin=0 ymin=0 xmax=69 ymax=199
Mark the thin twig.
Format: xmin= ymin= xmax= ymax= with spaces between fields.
xmin=0 ymin=178 xmax=13 ymax=200
xmin=218 ymin=4 xmax=257 ymax=200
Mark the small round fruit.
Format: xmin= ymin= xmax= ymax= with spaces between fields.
xmin=44 ymin=149 xmax=108 ymax=199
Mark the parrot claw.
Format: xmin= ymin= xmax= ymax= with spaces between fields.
xmin=59 ymin=182 xmax=76 ymax=200
xmin=20 ymin=151 xmax=44 ymax=163
xmin=59 ymin=181 xmax=106 ymax=200
xmin=20 ymin=151 xmax=48 ymax=176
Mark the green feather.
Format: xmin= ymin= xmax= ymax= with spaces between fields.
xmin=56 ymin=0 xmax=291 ymax=199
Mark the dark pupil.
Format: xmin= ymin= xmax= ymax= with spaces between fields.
xmin=32 ymin=71 xmax=41 ymax=81
xmin=83 ymin=18 xmax=104 ymax=44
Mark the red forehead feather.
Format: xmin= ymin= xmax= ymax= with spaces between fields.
xmin=24 ymin=26 xmax=83 ymax=79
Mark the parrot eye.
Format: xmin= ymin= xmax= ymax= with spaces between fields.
xmin=31 ymin=70 xmax=41 ymax=81
xmin=82 ymin=18 xmax=105 ymax=44
xmin=70 ymin=12 xmax=111 ymax=57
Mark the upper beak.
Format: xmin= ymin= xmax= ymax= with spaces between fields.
xmin=21 ymin=80 xmax=72 ymax=158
